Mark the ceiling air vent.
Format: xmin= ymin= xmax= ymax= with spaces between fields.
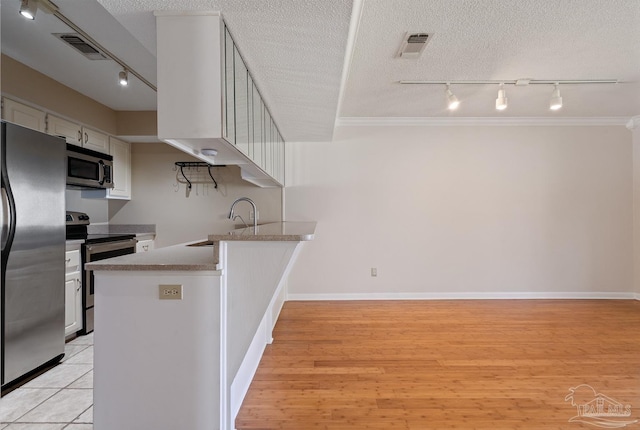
xmin=53 ymin=33 xmax=109 ymax=60
xmin=397 ymin=32 xmax=433 ymax=59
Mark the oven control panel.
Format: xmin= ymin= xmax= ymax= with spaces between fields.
xmin=66 ymin=211 xmax=90 ymax=225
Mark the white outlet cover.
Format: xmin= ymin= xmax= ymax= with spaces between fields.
xmin=159 ymin=284 xmax=183 ymax=300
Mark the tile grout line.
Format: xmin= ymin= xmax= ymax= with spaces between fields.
xmin=3 ymin=335 xmax=95 ymax=428
xmin=5 ymin=387 xmax=63 ymax=425
xmin=70 ymin=402 xmax=93 ymax=424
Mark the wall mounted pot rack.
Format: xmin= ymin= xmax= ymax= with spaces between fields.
xmin=174 ymin=161 xmax=225 ymax=190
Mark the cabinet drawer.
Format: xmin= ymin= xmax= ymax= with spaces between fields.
xmin=136 ymin=239 xmax=155 ymax=253
xmin=65 ymin=250 xmax=81 ymax=272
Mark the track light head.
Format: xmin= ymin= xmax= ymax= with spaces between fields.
xmin=19 ymin=0 xmax=37 ymax=20
xmin=118 ymin=69 xmax=128 ymax=86
xmin=19 ymin=0 xmax=57 ymax=20
xmin=495 ymin=84 xmax=508 ymax=111
xmin=445 ymin=84 xmax=460 ymax=110
xmin=549 ymin=84 xmax=563 ymax=110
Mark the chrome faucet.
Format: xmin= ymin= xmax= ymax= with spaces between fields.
xmin=228 ymin=197 xmax=257 ymax=231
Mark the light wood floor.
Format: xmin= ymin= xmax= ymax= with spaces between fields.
xmin=236 ymin=300 xmax=640 ymax=429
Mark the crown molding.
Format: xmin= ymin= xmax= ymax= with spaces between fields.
xmin=336 ymin=117 xmax=631 ymax=127
xmin=626 ymin=116 xmax=640 ymax=130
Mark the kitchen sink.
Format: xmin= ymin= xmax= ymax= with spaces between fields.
xmin=186 ymin=240 xmax=214 ymax=247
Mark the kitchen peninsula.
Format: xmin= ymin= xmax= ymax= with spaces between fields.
xmin=86 ymin=222 xmax=316 ymax=430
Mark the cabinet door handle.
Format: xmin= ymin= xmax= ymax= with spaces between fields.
xmin=76 ymin=279 xmax=81 ymax=292
xmin=84 ymin=132 xmax=88 ymax=143
xmin=77 ymin=130 xmax=82 ymax=143
xmin=65 ymin=258 xmax=71 ymax=264
xmin=143 ymin=245 xmax=149 ymax=251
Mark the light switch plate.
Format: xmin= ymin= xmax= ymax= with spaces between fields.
xmin=159 ymin=284 xmax=183 ymax=300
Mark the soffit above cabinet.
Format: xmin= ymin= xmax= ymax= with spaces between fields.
xmin=1 ymin=0 xmax=158 ymax=111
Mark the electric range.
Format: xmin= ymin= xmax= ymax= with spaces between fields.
xmin=66 ymin=211 xmax=137 ymax=333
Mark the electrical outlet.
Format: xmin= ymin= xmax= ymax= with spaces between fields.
xmin=159 ymin=284 xmax=183 ymax=300
xmin=371 ymin=268 xmax=377 ymax=277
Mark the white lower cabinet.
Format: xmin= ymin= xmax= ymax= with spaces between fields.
xmin=65 ymin=245 xmax=83 ymax=337
xmin=65 ymin=273 xmax=82 ymax=336
xmin=136 ymin=238 xmax=155 ymax=253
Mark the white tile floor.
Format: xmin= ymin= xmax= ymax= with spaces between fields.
xmin=1 ymin=334 xmax=94 ymax=430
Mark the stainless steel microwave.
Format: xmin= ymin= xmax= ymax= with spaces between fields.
xmin=66 ymin=144 xmax=114 ymax=189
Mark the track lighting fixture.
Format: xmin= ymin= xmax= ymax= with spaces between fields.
xmin=19 ymin=0 xmax=37 ymax=20
xmin=18 ymin=0 xmax=156 ymax=92
xmin=495 ymin=84 xmax=508 ymax=111
xmin=399 ymin=78 xmax=617 ymax=112
xmin=549 ymin=83 xmax=562 ymax=110
xmin=118 ymin=69 xmax=129 ymax=86
xmin=445 ymin=84 xmax=460 ymax=110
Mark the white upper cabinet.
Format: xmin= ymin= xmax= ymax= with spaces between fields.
xmin=108 ymin=137 xmax=131 ymax=200
xmin=155 ymin=12 xmax=284 ymax=188
xmin=82 ymin=136 xmax=132 ymax=200
xmin=2 ymin=99 xmax=133 ymax=200
xmin=47 ymin=114 xmax=82 ymax=145
xmin=47 ymin=115 xmax=109 ymax=153
xmin=2 ymin=98 xmax=46 ymax=132
xmin=156 ymin=12 xmax=224 ymax=141
xmin=82 ymin=127 xmax=109 ymax=153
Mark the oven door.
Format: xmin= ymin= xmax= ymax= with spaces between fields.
xmin=82 ymin=238 xmax=137 ymax=333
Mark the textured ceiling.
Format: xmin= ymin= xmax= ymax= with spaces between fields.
xmin=341 ymin=0 xmax=640 ymax=119
xmin=1 ymin=0 xmax=639 ymax=144
xmin=96 ymin=0 xmax=353 ymax=142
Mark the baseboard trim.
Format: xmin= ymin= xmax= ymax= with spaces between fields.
xmin=287 ymin=292 xmax=637 ymax=301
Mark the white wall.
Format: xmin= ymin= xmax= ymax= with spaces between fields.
xmin=109 ymin=142 xmax=282 ymax=248
xmin=285 ymin=125 xmax=633 ymax=298
xmin=631 ymin=117 xmax=640 ymax=295
xmin=66 ymin=189 xmax=109 ymax=223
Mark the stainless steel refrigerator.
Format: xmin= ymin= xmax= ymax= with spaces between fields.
xmin=1 ymin=121 xmax=66 ymax=392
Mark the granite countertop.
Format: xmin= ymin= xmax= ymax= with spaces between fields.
xmin=208 ymin=221 xmax=316 ymax=242
xmin=86 ymin=243 xmax=220 ymax=272
xmin=86 ymin=222 xmax=316 ymax=272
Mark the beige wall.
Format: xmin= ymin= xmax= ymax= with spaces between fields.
xmin=1 ymin=55 xmax=156 ymax=138
xmin=285 ymin=125 xmax=634 ymax=298
xmin=115 ymin=110 xmax=157 ymax=138
xmin=109 ymin=143 xmax=282 ymax=248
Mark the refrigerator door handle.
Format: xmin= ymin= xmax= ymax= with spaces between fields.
xmin=1 ymin=185 xmax=9 ymax=249
xmin=1 ymin=168 xmax=16 ymax=255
